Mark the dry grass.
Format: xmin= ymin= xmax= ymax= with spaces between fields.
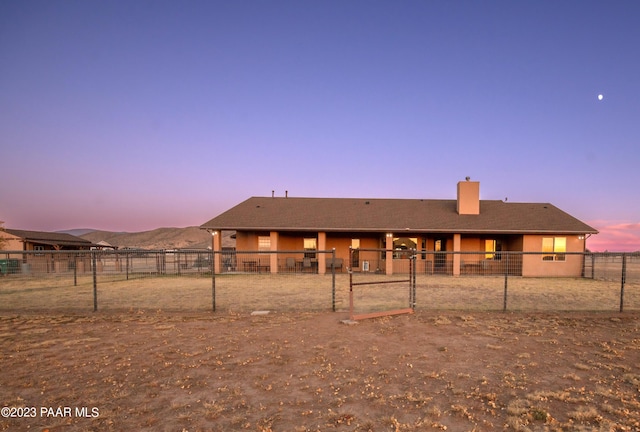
xmin=1 ymin=272 xmax=639 ymax=313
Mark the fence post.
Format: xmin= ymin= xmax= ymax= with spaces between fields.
xmin=92 ymin=251 xmax=98 ymax=312
xmin=411 ymin=251 xmax=417 ymax=310
xmin=73 ymin=253 xmax=78 ymax=287
xmin=503 ymin=253 xmax=509 ymax=312
xmin=331 ymin=249 xmax=336 ymax=312
xmin=211 ymin=250 xmax=216 ymax=312
xmin=349 ymin=247 xmax=354 ymax=319
xmin=620 ymin=253 xmax=627 ymax=313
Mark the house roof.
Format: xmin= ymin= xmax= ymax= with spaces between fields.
xmin=200 ymin=197 xmax=598 ymax=235
xmin=5 ymin=229 xmax=95 ymax=248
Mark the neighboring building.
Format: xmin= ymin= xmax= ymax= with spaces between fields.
xmin=200 ymin=180 xmax=598 ymax=277
xmin=94 ymin=240 xmax=116 ymax=250
xmin=2 ymin=229 xmax=94 ymax=251
xmin=1 ymin=229 xmax=95 ymax=274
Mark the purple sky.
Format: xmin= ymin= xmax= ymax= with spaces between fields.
xmin=1 ymin=1 xmax=639 ymax=251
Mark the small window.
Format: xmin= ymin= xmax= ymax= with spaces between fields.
xmin=542 ymin=237 xmax=566 ymax=261
xmin=258 ymin=236 xmax=271 ymax=251
xmin=34 ymin=245 xmax=45 ymax=256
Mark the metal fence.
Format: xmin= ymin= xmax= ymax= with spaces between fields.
xmin=0 ymin=249 xmax=638 ymax=313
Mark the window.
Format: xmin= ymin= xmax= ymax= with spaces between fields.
xmin=34 ymin=245 xmax=45 ymax=256
xmin=304 ymin=237 xmax=316 ymax=258
xmin=542 ymin=237 xmax=566 ymax=261
xmin=258 ymin=236 xmax=271 ymax=251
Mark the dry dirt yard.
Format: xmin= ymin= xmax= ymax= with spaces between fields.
xmin=1 ymin=310 xmax=639 ymax=432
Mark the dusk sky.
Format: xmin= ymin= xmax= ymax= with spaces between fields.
xmin=1 ymin=1 xmax=639 ymax=251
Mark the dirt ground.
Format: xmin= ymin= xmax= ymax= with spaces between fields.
xmin=1 ymin=310 xmax=639 ymax=431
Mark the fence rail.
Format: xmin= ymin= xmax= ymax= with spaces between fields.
xmin=0 ymin=249 xmax=638 ymax=313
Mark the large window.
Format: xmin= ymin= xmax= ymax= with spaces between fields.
xmin=542 ymin=237 xmax=566 ymax=261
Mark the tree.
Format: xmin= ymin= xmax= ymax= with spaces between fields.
xmin=0 ymin=221 xmax=7 ymax=249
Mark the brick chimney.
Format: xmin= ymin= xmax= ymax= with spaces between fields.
xmin=457 ymin=178 xmax=480 ymax=215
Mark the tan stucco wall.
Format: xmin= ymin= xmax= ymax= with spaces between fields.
xmin=460 ymin=237 xmax=482 ymax=252
xmin=522 ymin=235 xmax=585 ymax=277
xmin=0 ymin=232 xmax=23 ymax=252
xmin=235 ymin=231 xmax=257 ymax=250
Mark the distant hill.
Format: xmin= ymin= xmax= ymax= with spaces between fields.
xmin=57 ymin=228 xmax=105 ymax=237
xmin=79 ymin=227 xmax=235 ymax=250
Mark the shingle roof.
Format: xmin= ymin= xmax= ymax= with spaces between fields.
xmin=200 ymin=197 xmax=598 ymax=234
xmin=5 ymin=229 xmax=95 ymax=247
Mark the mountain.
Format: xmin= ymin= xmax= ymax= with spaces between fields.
xmin=79 ymin=227 xmax=235 ymax=250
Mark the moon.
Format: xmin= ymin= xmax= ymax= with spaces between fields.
xmin=598 ymin=94 xmax=604 ymax=101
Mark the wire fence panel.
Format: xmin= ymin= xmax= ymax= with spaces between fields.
xmin=502 ymin=277 xmax=625 ymax=312
xmin=95 ymin=277 xmax=214 ymax=312
xmin=0 ymin=250 xmax=216 ymax=312
xmin=0 ymin=275 xmax=96 ymax=311
xmin=587 ymin=253 xmax=624 ymax=281
xmin=211 ymin=274 xmax=339 ymax=313
xmin=626 ymin=254 xmax=640 ymax=284
xmin=623 ymin=254 xmax=640 ymax=311
xmin=416 ymin=276 xmax=506 ymax=311
xmin=1 ymin=250 xmax=638 ymax=312
xmin=211 ymin=250 xmax=338 ymax=313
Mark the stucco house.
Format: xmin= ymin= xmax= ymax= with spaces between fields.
xmin=200 ymin=180 xmax=598 ymax=277
xmin=2 ymin=229 xmax=94 ymax=251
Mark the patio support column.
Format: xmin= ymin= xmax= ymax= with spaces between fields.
xmin=270 ymin=231 xmax=279 ymax=274
xmin=211 ymin=230 xmax=222 ymax=274
xmin=318 ymin=232 xmax=326 ymax=275
xmin=417 ymin=236 xmax=424 ymax=273
xmin=453 ymin=233 xmax=461 ymax=276
xmin=385 ymin=233 xmax=394 ymax=275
